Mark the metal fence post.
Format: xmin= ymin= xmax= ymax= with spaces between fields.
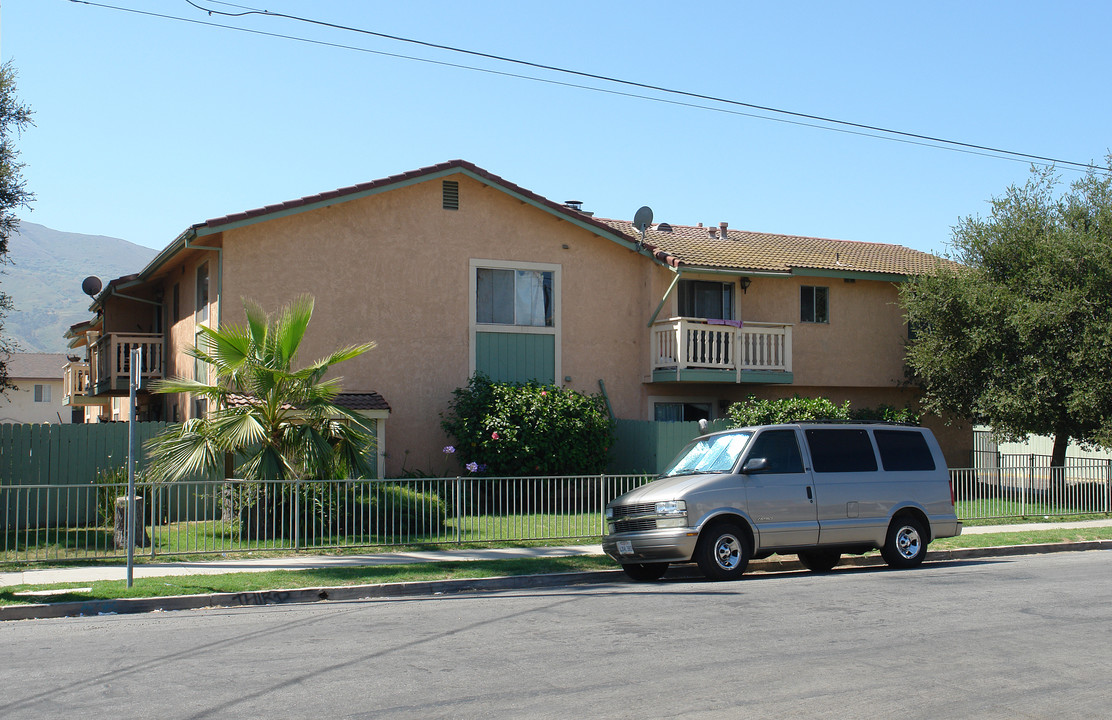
xmin=454 ymin=476 xmax=462 ymax=545
xmin=294 ymin=479 xmax=301 ymax=551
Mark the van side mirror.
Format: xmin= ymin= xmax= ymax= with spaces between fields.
xmin=742 ymin=457 xmax=769 ymax=473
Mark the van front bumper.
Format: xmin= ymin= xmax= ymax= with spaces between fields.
xmin=602 ymin=528 xmax=699 ymax=564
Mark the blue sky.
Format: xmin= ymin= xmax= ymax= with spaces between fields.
xmin=5 ymin=1 xmax=1110 ymax=255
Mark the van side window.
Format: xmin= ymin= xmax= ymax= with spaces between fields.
xmin=805 ymin=429 xmax=878 ymax=473
xmin=746 ymin=430 xmax=804 ymax=473
xmin=874 ymin=430 xmax=936 ymax=471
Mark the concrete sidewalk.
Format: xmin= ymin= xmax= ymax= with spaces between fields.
xmin=3 ymin=519 xmax=1111 ymax=589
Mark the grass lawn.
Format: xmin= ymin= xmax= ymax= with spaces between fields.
xmin=2 ymin=525 xmax=1110 ymax=608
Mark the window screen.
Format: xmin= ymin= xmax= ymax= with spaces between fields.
xmin=874 ymin=430 xmax=936 ymax=471
xmin=805 ymin=428 xmax=878 ymax=472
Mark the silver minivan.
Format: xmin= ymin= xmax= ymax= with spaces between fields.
xmin=602 ymin=422 xmax=962 ymax=581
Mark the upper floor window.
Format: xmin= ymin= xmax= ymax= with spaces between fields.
xmin=801 ymin=285 xmax=829 ymax=323
xmin=196 ymin=263 xmax=210 ymax=326
xmin=678 ymin=279 xmax=733 ymax=320
xmin=476 ymin=267 xmax=553 ymax=327
xmin=33 ymin=384 xmax=52 ymax=403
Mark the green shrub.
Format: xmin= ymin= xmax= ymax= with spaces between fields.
xmin=849 ymin=404 xmax=921 ymax=424
xmin=726 ymin=395 xmax=921 ymax=427
xmin=440 ymin=374 xmax=615 ymax=476
xmin=369 ymin=484 xmax=446 ymax=536
xmin=726 ymin=395 xmax=851 ymax=427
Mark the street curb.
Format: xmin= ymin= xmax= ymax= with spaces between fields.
xmin=3 ymin=540 xmax=1110 ymax=622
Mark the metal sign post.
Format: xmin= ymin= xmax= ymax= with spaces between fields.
xmin=126 ymin=346 xmax=142 ymax=588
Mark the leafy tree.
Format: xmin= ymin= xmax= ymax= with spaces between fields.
xmin=440 ymin=374 xmax=614 ymax=476
xmin=145 ymin=295 xmax=377 ymax=482
xmin=901 ymin=161 xmax=1112 ymax=467
xmin=0 ymin=62 xmax=35 ymax=394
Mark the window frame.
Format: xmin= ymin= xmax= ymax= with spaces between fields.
xmin=469 ymin=258 xmax=561 ymax=380
xmin=677 ymin=279 xmax=735 ymax=321
xmin=800 ymin=285 xmax=829 ymax=324
xmin=649 ymin=396 xmax=716 ymax=423
xmin=33 ymin=384 xmax=52 ymax=403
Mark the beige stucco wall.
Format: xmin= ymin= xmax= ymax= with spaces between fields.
xmin=215 ymin=174 xmax=651 ymax=475
xmin=0 ymin=379 xmax=69 ymax=423
xmin=141 ymin=169 xmax=966 ymax=474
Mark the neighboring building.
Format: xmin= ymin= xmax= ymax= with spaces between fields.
xmin=62 ymin=159 xmax=972 ymax=473
xmin=1 ymin=352 xmax=74 ymax=423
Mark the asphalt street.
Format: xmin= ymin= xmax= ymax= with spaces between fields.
xmin=1 ymin=551 xmax=1108 ymax=719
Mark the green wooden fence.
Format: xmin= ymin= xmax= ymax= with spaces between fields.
xmin=607 ymin=418 xmax=730 ymax=475
xmin=1 ymin=422 xmax=171 ymax=529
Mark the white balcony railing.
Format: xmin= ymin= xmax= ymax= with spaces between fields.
xmin=62 ymin=361 xmax=92 ymax=405
xmin=651 ymin=318 xmax=792 ymax=381
xmin=90 ymin=333 xmax=164 ymax=393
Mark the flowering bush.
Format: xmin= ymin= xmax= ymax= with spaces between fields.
xmin=440 ymin=374 xmax=614 ymax=476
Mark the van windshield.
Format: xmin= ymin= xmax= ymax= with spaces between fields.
xmin=661 ymin=432 xmax=752 ymax=477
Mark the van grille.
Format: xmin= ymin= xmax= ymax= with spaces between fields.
xmin=611 ymin=503 xmax=657 ymax=519
xmin=613 ymin=518 xmax=658 ymax=533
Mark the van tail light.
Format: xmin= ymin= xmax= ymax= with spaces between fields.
xmin=949 ymin=479 xmax=956 ymax=507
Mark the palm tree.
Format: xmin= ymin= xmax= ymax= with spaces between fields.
xmin=145 ymin=294 xmax=377 ymax=484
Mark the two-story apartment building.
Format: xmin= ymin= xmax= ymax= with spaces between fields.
xmin=63 ymin=160 xmax=971 ymax=474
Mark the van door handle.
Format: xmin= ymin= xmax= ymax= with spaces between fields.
xmin=806 ymin=486 xmax=813 ymax=502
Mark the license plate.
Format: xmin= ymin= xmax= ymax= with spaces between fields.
xmin=617 ymin=540 xmax=634 ymax=555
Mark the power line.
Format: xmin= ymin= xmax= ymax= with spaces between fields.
xmin=70 ymin=0 xmax=1108 ymax=174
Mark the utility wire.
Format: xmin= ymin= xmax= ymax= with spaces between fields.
xmin=70 ymin=0 xmax=1107 ymax=174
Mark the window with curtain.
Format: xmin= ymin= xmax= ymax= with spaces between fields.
xmin=476 ymin=267 xmax=553 ymax=327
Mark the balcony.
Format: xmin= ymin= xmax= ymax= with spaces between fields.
xmin=650 ymin=318 xmax=793 ymax=384
xmin=61 ymin=361 xmax=104 ymax=406
xmin=89 ymin=333 xmax=165 ymax=395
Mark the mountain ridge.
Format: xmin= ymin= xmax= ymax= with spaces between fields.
xmin=2 ymin=221 xmax=157 ymax=353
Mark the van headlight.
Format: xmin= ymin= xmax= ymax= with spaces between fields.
xmin=654 ymin=500 xmax=687 ymax=528
xmin=655 ymin=500 xmax=686 ymax=516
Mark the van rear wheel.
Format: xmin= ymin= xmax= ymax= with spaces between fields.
xmin=695 ymin=522 xmax=751 ymax=581
xmin=881 ymin=516 xmax=928 ymax=569
xmin=797 ymin=549 xmax=841 ymax=573
xmin=621 ymin=563 xmax=668 ymax=582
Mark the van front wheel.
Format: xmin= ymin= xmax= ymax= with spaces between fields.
xmin=695 ymin=522 xmax=751 ymax=580
xmin=881 ymin=516 xmax=927 ymax=569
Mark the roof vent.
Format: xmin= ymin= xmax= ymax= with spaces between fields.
xmin=564 ymin=200 xmax=583 ymax=211
xmin=442 ymin=180 xmax=459 ymax=210
xmin=719 ymin=222 xmax=729 ymax=238
xmin=657 ymin=222 xmax=673 ymax=232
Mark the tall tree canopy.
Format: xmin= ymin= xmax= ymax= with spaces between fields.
xmin=901 ymin=160 xmax=1112 ymax=466
xmin=0 ymin=61 xmax=36 ymax=393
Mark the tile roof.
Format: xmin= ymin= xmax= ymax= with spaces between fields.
xmin=335 ymin=392 xmax=391 ymax=412
xmin=138 ymin=159 xmax=952 ymax=286
xmin=5 ymin=353 xmax=70 ymax=380
xmin=598 ymin=219 xmax=957 ymax=276
xmin=200 ymin=159 xmax=625 ymax=242
xmin=223 ymin=391 xmax=390 ymax=412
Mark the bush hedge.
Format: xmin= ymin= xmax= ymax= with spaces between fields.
xmin=440 ymin=374 xmax=614 ymax=476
